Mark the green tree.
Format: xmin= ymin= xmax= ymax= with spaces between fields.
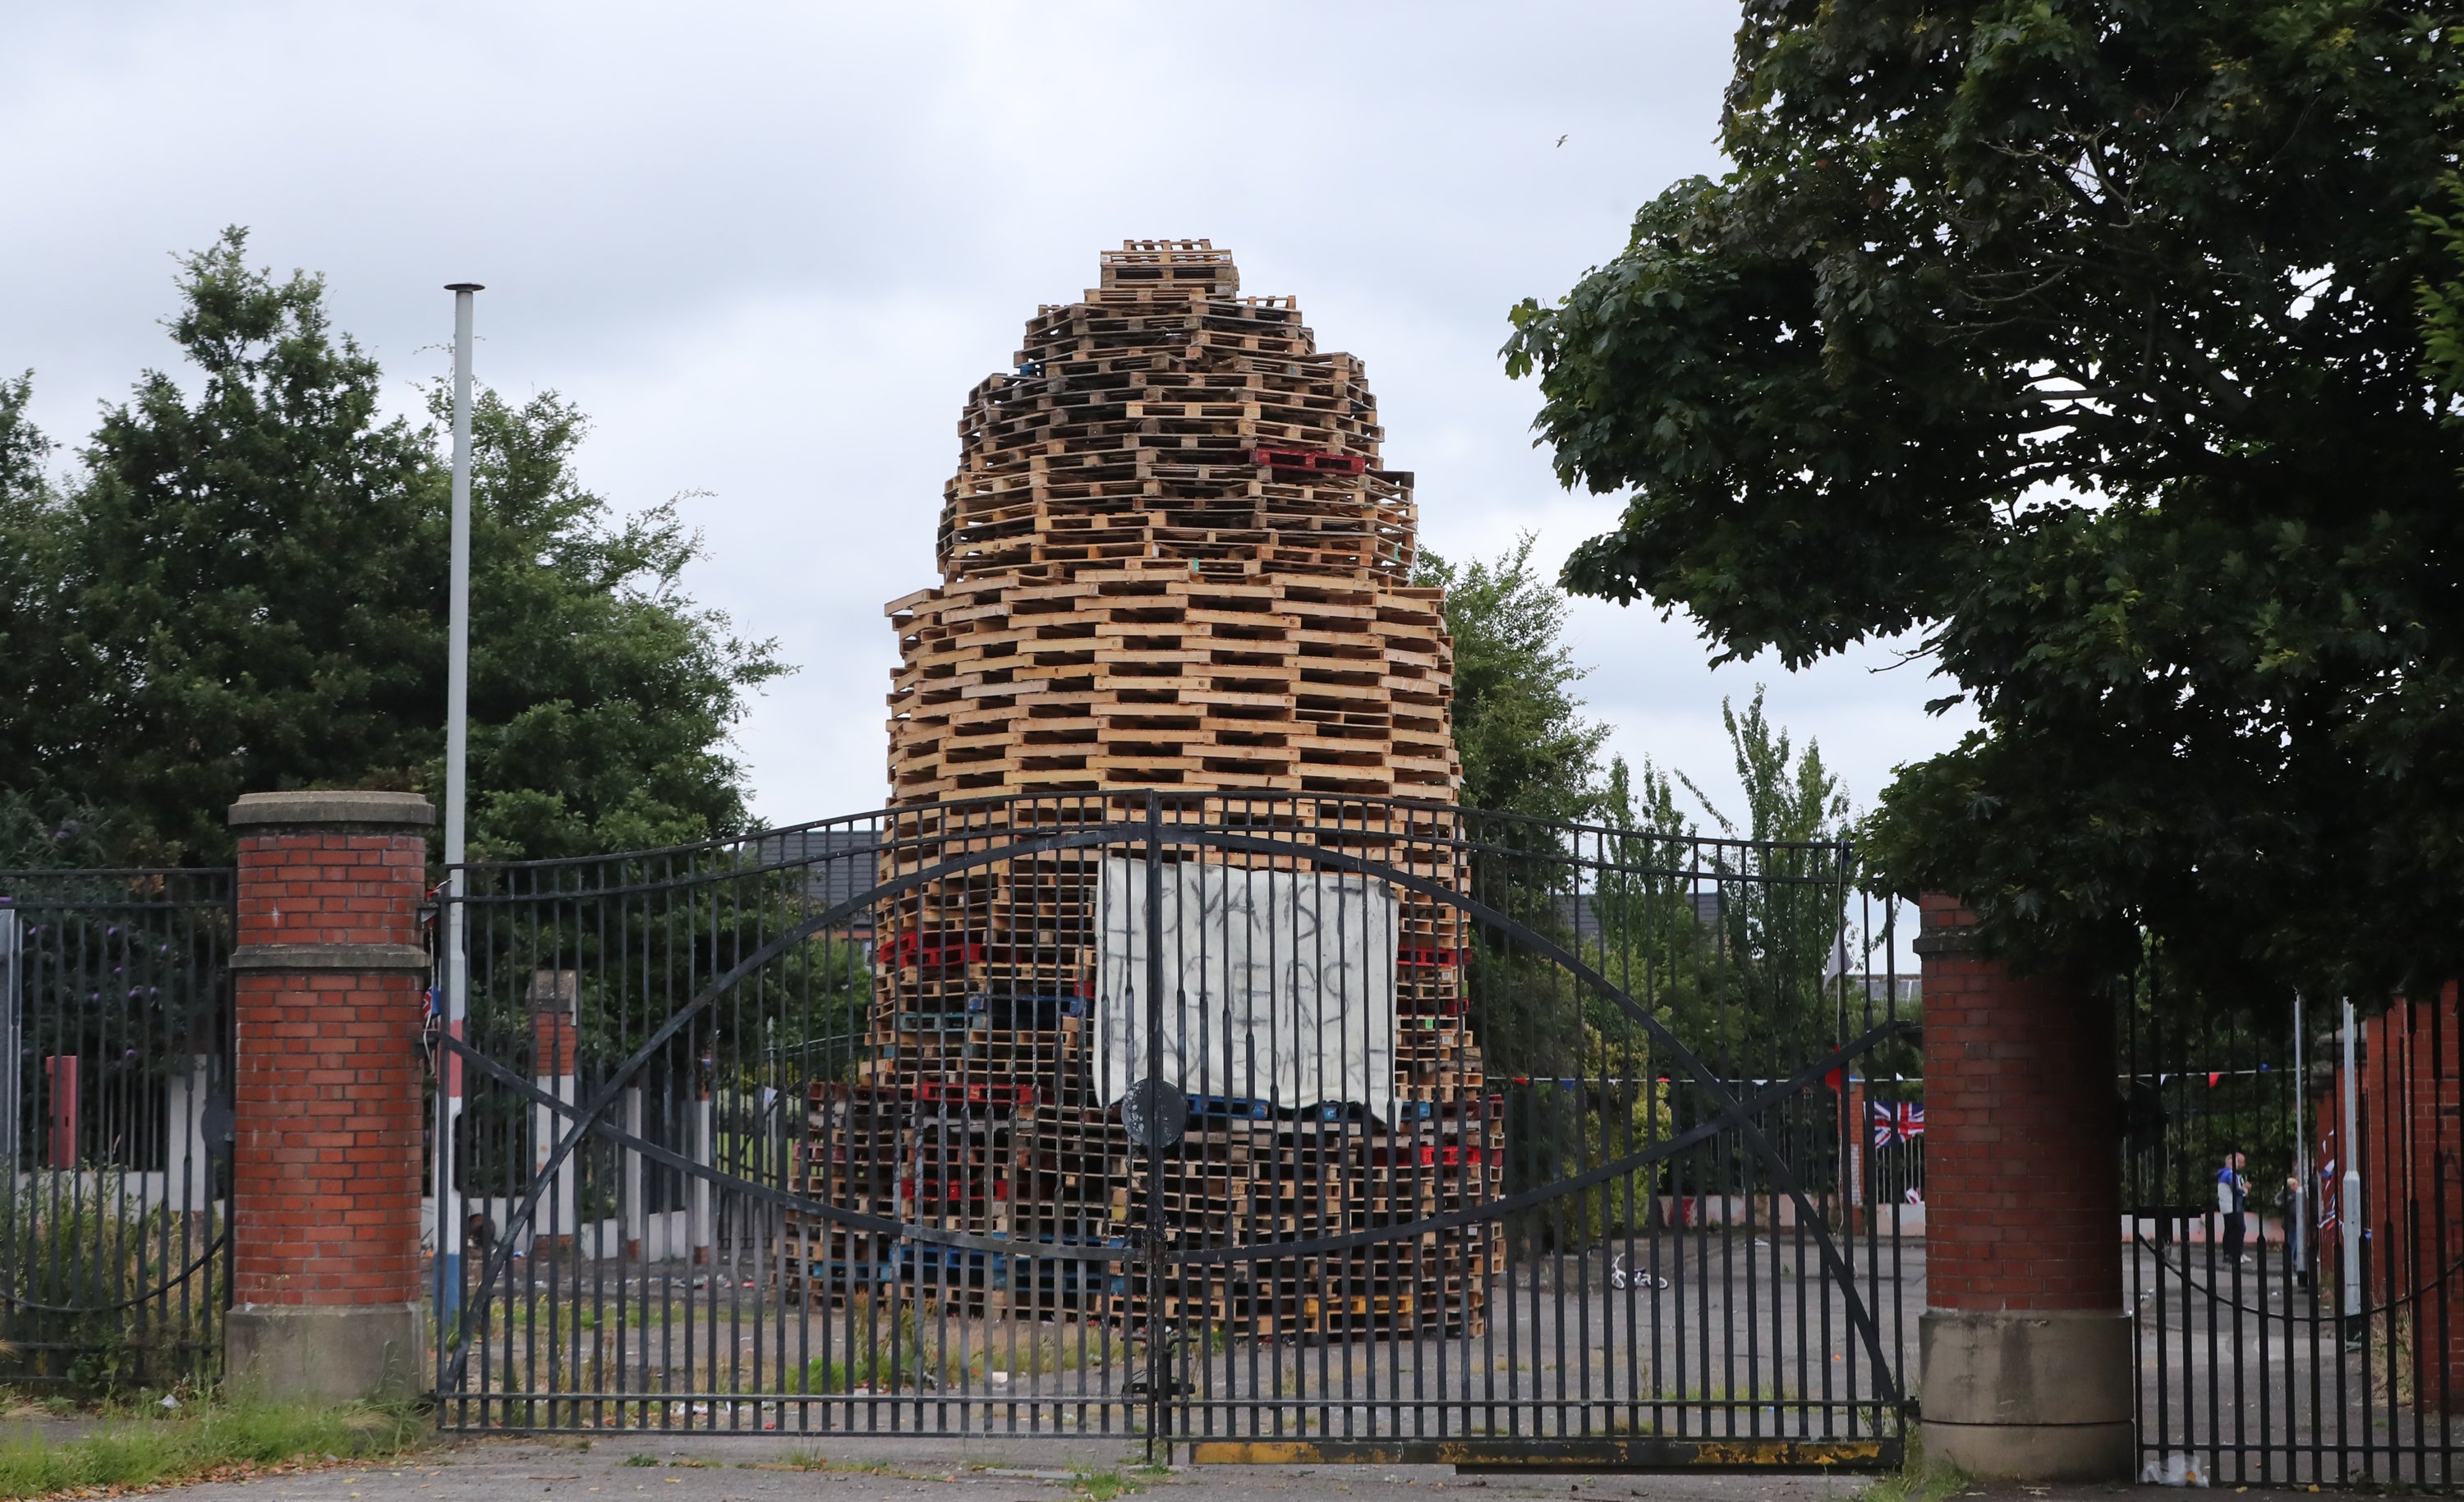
xmin=1421 ymin=535 xmax=1612 ymax=1124
xmin=1588 ymin=751 xmax=1702 ymax=1008
xmin=449 ymin=386 xmax=784 ymax=861
xmin=1683 ymin=688 xmax=1853 ymax=1065
xmin=1503 ymin=4 xmax=2464 ymax=995
xmin=16 ymin=229 xmax=784 ymax=865
xmin=1418 ymin=535 xmax=1607 ymax=824
xmin=2422 ymin=174 xmax=2464 ymax=398
xmin=0 ymin=375 xmax=113 ymax=866
xmin=0 ymin=375 xmax=59 ymax=668
xmin=1678 ymin=688 xmax=1849 ymax=851
xmin=56 ymin=233 xmax=443 ymax=861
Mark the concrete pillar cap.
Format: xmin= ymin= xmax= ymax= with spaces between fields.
xmin=228 ymin=791 xmax=435 ymax=829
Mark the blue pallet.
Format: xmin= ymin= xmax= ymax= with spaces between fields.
xmin=893 ymin=1245 xmax=1007 ymax=1270
xmin=965 ymin=993 xmax=1087 ymax=1027
xmin=884 ymin=1249 xmax=1009 ymax=1289
xmin=1304 ymin=1100 xmax=1436 ymax=1123
xmin=880 ymin=1234 xmax=1126 ymax=1287
xmin=1190 ymin=1094 xmax=1273 ymax=1120
xmin=798 ymin=1258 xmax=891 ymax=1285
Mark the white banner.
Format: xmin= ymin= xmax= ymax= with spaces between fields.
xmin=1094 ymin=857 xmax=1397 ymax=1121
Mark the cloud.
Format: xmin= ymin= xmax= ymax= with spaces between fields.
xmin=3 ymin=1 xmax=1972 ymax=825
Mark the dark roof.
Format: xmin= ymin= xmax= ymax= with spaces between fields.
xmin=752 ymin=827 xmax=885 ymax=923
xmin=1551 ymin=889 xmax=1723 ymax=945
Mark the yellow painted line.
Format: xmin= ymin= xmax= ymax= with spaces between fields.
xmin=1187 ymin=1438 xmax=1894 ymax=1470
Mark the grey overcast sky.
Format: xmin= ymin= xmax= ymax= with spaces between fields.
xmin=2 ymin=2 xmax=1974 ymax=832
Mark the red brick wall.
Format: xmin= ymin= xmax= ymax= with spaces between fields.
xmin=1919 ymin=894 xmax=2122 ymax=1311
xmin=232 ymin=822 xmax=428 ymax=1307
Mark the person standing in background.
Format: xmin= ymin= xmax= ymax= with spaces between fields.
xmin=2281 ymin=1174 xmax=2310 ymax=1288
xmin=2217 ymin=1150 xmax=2250 ymax=1266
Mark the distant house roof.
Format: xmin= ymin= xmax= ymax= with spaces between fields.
xmin=752 ymin=826 xmax=885 ymax=927
xmin=1551 ymin=889 xmax=1723 ymax=946
xmin=1848 ymin=975 xmax=1922 ymax=1006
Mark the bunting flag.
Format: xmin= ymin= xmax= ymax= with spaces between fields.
xmin=1871 ymin=1101 xmax=1925 ymax=1148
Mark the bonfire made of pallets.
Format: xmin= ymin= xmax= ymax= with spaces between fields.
xmin=783 ymin=241 xmax=1503 ymax=1340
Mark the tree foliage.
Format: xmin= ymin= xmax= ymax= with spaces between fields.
xmin=2422 ymin=174 xmax=2464 ymax=398
xmin=1683 ymin=688 xmax=1852 ymax=1058
xmin=56 ymin=234 xmax=444 ymax=861
xmin=1504 ymin=3 xmax=2464 ymax=995
xmin=2 ymin=230 xmax=784 ymax=865
xmin=0 ymin=374 xmax=71 ymax=834
xmin=1418 ymin=535 xmax=1607 ymax=825
xmin=1677 ymin=687 xmax=1849 ymax=848
xmin=448 ymin=387 xmax=784 ymax=861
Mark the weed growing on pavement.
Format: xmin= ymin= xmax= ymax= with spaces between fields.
xmin=754 ymin=1451 xmax=922 ymax=1479
xmin=1068 ymin=1459 xmax=1168 ymax=1500
xmin=1854 ymin=1430 xmax=1967 ymax=1502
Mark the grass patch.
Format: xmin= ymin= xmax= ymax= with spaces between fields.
xmin=1068 ymin=1460 xmax=1169 ymax=1500
xmin=1855 ymin=1429 xmax=1968 ymax=1502
xmin=0 ymin=1396 xmax=423 ymax=1499
xmin=751 ymin=1450 xmax=922 ymax=1479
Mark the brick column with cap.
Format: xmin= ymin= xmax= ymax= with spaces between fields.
xmin=225 ymin=791 xmax=433 ymax=1401
xmin=1914 ymin=894 xmax=2131 ymax=1481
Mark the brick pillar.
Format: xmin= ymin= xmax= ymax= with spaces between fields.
xmin=225 ymin=791 xmax=433 ymax=1401
xmin=1914 ymin=894 xmax=2131 ymax=1481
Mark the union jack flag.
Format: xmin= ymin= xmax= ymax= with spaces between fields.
xmin=1871 ymin=1101 xmax=1925 ymax=1149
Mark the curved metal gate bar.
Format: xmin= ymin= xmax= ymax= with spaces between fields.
xmin=434 ymin=794 xmax=1915 ymax=1463
xmin=445 ymin=1015 xmax=1916 ymax=1275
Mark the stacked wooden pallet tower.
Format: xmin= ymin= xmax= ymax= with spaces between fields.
xmin=782 ymin=241 xmax=1504 ymax=1340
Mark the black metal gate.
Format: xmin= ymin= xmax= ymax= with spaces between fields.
xmin=2126 ymin=970 xmax=2464 ymax=1486
xmin=434 ymin=793 xmax=1913 ymax=1466
xmin=0 ymin=870 xmax=234 ymax=1390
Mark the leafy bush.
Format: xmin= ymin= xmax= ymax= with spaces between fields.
xmin=0 ymin=1170 xmax=224 ymax=1393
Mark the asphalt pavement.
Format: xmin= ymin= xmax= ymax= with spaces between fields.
xmin=145 ymin=1433 xmax=2220 ymax=1502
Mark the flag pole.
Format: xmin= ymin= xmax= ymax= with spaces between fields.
xmin=2292 ymin=992 xmax=2308 ymax=1289
xmin=2341 ymin=997 xmax=2362 ymax=1344
xmin=439 ymin=282 xmax=483 ymax=1330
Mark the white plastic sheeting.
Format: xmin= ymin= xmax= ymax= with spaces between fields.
xmin=1093 ymin=857 xmax=1397 ymax=1121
